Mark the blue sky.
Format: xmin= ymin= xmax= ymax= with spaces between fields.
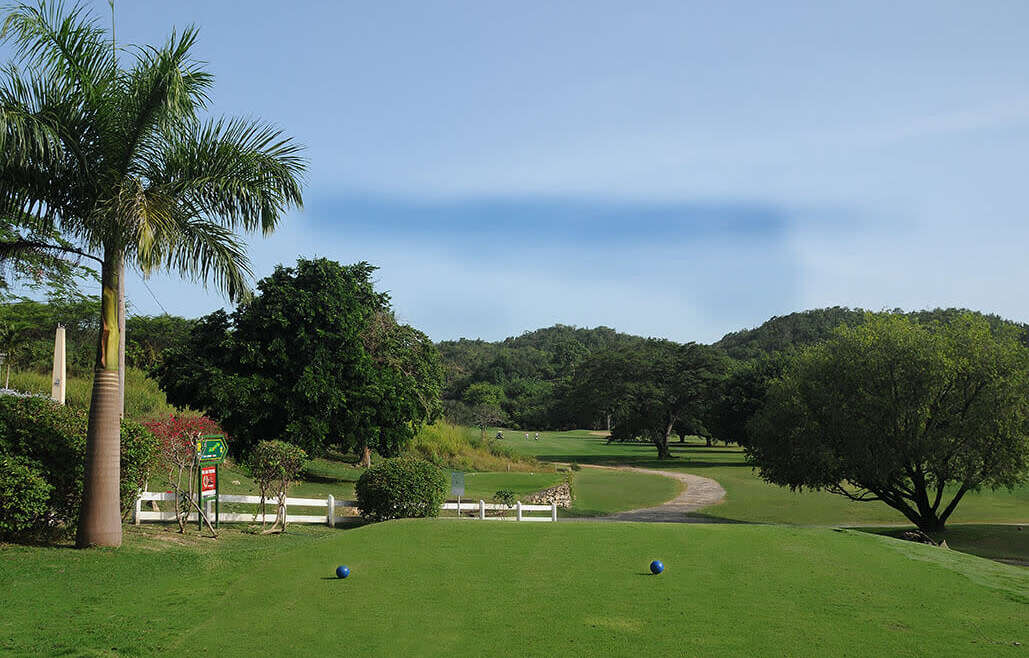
xmin=14 ymin=1 xmax=1029 ymax=342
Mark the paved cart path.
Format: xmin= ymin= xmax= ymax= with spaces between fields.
xmin=588 ymin=466 xmax=729 ymax=523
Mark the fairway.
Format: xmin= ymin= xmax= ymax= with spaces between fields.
xmin=2 ymin=522 xmax=1025 ymax=656
xmin=501 ymin=430 xmax=1029 ymax=527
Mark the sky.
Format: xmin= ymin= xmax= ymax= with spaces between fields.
xmin=10 ymin=1 xmax=1029 ymax=343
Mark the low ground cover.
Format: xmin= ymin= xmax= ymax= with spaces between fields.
xmin=2 ymin=521 xmax=1024 ymax=655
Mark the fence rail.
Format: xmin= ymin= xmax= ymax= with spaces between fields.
xmin=133 ymin=491 xmax=357 ymax=527
xmin=134 ymin=492 xmax=559 ymax=525
xmin=442 ymin=500 xmax=558 ymax=522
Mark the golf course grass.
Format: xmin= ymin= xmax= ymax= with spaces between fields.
xmin=502 ymin=429 xmax=1029 ymax=528
xmin=566 ymin=467 xmax=683 ymax=517
xmin=2 ymin=521 xmax=1025 ymax=655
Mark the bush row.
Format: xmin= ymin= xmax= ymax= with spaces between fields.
xmin=0 ymin=394 xmax=158 ymax=541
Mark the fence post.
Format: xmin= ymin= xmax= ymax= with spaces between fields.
xmin=134 ymin=495 xmax=142 ymax=526
xmin=205 ymin=498 xmax=213 ymax=520
xmin=327 ymin=494 xmax=335 ymax=527
xmin=479 ymin=500 xmax=485 ymax=520
xmin=551 ymin=501 xmax=557 ymax=522
xmin=516 ymin=501 xmax=522 ymax=521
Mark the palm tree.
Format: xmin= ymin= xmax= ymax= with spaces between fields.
xmin=0 ymin=1 xmax=306 ymax=547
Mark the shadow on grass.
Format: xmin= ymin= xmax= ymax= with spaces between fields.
xmin=851 ymin=524 xmax=1029 ymax=565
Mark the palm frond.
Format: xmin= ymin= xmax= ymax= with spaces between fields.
xmin=150 ymin=116 xmax=306 ymax=235
xmin=115 ymin=25 xmax=212 ymax=178
xmin=132 ymin=212 xmax=254 ymax=303
xmin=0 ymin=1 xmax=115 ymax=99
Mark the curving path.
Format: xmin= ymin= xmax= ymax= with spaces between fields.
xmin=591 ymin=466 xmax=729 ymax=523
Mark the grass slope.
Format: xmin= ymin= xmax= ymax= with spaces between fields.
xmin=2 ymin=522 xmax=1025 ymax=656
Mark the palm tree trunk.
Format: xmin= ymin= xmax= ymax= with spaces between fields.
xmin=118 ymin=261 xmax=125 ymax=418
xmin=76 ymin=253 xmax=123 ymax=548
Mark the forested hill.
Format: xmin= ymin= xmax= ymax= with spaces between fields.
xmin=437 ymin=324 xmax=648 ymax=428
xmin=713 ymin=306 xmax=1029 ymax=359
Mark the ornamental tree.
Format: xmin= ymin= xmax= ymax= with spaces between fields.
xmin=747 ymin=313 xmax=1029 ymax=531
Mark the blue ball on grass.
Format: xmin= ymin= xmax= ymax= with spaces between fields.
xmin=336 ymin=565 xmax=350 ymax=579
xmin=650 ymin=560 xmax=664 ymax=575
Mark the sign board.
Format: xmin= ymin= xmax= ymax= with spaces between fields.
xmin=450 ymin=471 xmax=464 ymax=496
xmin=197 ymin=435 xmax=228 ymax=463
xmin=200 ymin=466 xmax=217 ymax=499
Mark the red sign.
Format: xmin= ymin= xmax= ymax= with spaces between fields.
xmin=201 ymin=466 xmax=217 ymax=498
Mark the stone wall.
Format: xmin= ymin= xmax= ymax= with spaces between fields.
xmin=524 ymin=482 xmax=573 ymax=508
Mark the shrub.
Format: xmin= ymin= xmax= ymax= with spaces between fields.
xmin=0 ymin=394 xmax=159 ymax=541
xmin=356 ymin=456 xmax=447 ymax=522
xmin=0 ymin=457 xmax=52 ymax=539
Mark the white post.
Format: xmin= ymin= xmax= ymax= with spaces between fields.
xmin=479 ymin=500 xmax=485 ymax=520
xmin=327 ymin=494 xmax=335 ymax=527
xmin=205 ymin=498 xmax=213 ymax=519
xmin=516 ymin=501 xmax=522 ymax=521
xmin=551 ymin=501 xmax=557 ymax=522
xmin=134 ymin=495 xmax=142 ymax=526
xmin=51 ymin=325 xmax=66 ymax=404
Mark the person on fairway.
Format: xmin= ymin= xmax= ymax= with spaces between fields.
xmin=535 ymin=432 xmax=540 ymax=440
xmin=525 ymin=432 xmax=529 ymax=440
xmin=496 ymin=430 xmax=504 ymax=440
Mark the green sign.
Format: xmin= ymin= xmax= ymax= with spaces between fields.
xmin=197 ymin=435 xmax=228 ymax=463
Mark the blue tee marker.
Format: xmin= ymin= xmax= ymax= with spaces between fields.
xmin=650 ymin=560 xmax=664 ymax=575
xmin=336 ymin=565 xmax=351 ymax=579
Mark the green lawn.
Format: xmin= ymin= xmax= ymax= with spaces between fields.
xmin=503 ymin=430 xmax=1029 ymax=528
xmin=2 ymin=521 xmax=1025 ymax=655
xmin=567 ymin=467 xmax=683 ymax=517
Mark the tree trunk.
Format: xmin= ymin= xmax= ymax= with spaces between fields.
xmin=705 ymin=436 xmax=713 ymax=447
xmin=76 ymin=254 xmax=123 ymax=548
xmin=360 ymin=445 xmax=371 ymax=468
xmin=118 ymin=261 xmax=125 ymax=419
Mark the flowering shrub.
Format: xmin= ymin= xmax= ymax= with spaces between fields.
xmin=143 ymin=414 xmax=227 ymax=463
xmin=142 ymin=415 xmax=226 ymax=533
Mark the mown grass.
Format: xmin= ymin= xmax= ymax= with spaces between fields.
xmin=566 ymin=467 xmax=683 ymax=517
xmin=2 ymin=521 xmax=1025 ymax=655
xmin=503 ymin=429 xmax=1029 ymax=528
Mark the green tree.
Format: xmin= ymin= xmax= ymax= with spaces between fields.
xmin=124 ymin=313 xmax=193 ymax=373
xmin=747 ymin=313 xmax=1029 ymax=531
xmin=157 ymin=259 xmax=443 ymax=465
xmin=0 ymin=2 xmax=305 ymax=547
xmin=575 ymin=340 xmax=726 ymax=458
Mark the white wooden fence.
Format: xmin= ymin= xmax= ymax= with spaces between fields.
xmin=134 ymin=492 xmax=559 ymax=525
xmin=443 ymin=500 xmax=559 ymax=522
xmin=133 ymin=491 xmax=358 ymax=526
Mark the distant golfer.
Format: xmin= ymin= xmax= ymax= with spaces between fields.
xmin=534 ymin=432 xmax=540 ymax=440
xmin=496 ymin=431 xmax=504 ymax=440
xmin=525 ymin=432 xmax=529 ymax=440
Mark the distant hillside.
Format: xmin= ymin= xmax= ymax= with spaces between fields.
xmin=714 ymin=306 xmax=1029 ymax=359
xmin=437 ymin=324 xmax=647 ymax=429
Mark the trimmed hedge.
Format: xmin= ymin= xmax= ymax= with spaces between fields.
xmin=355 ymin=457 xmax=447 ymax=522
xmin=0 ymin=394 xmax=159 ymax=541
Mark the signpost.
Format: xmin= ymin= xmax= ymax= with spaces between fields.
xmin=197 ymin=435 xmax=228 ymax=529
xmin=451 ymin=471 xmax=464 ymax=516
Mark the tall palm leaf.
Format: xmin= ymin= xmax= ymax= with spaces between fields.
xmin=0 ymin=1 xmax=305 ymax=547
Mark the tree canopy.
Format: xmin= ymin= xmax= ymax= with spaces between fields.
xmin=573 ymin=340 xmax=726 ymax=458
xmin=157 ymin=258 xmax=443 ymax=461
xmin=746 ymin=313 xmax=1029 ymax=531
